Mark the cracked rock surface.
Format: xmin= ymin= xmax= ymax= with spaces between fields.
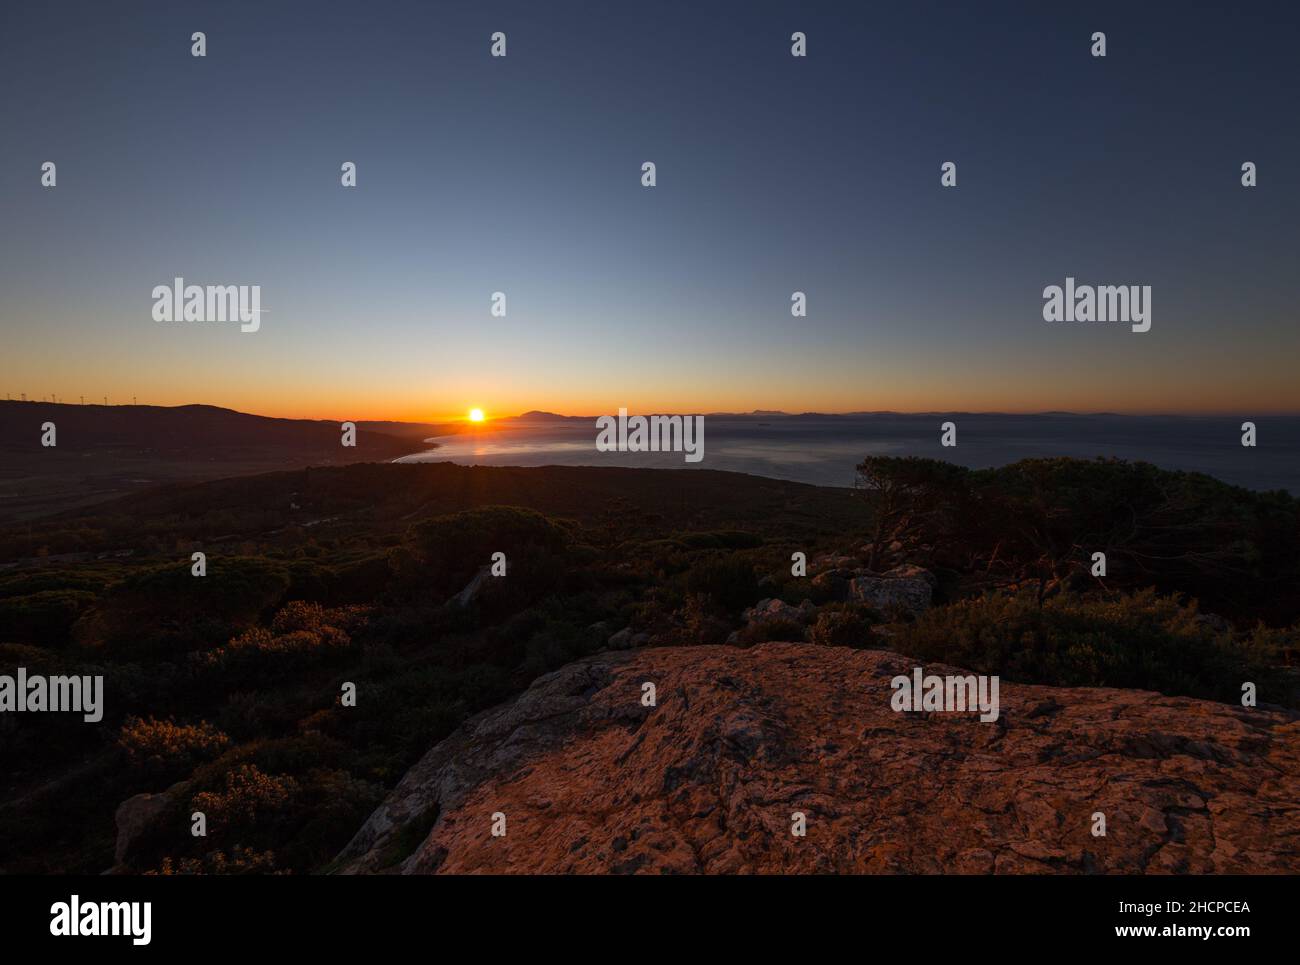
xmin=334 ymin=643 xmax=1300 ymax=874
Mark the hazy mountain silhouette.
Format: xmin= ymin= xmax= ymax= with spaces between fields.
xmin=0 ymin=402 xmax=443 ymax=521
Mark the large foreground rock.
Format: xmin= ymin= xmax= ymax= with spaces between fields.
xmin=335 ymin=643 xmax=1300 ymax=874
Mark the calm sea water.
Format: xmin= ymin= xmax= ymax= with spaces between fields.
xmin=396 ymin=415 xmax=1300 ymax=493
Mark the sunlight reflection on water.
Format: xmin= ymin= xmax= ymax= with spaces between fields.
xmin=395 ymin=416 xmax=1300 ymax=492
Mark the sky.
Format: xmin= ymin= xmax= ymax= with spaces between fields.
xmin=1 ymin=0 xmax=1298 ymax=421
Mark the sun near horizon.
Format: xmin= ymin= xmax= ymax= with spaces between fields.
xmin=467 ymin=408 xmax=486 ymax=423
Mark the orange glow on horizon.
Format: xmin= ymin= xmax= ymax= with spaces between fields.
xmin=12 ymin=376 xmax=1300 ymax=423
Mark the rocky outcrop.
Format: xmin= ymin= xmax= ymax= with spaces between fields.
xmin=811 ymin=560 xmax=936 ymax=617
xmin=606 ymin=627 xmax=651 ymax=650
xmin=740 ymin=597 xmax=818 ymax=627
xmin=849 ymin=565 xmax=934 ymax=617
xmin=810 ymin=553 xmax=858 ymax=571
xmin=810 ymin=568 xmax=853 ymax=601
xmin=335 ymin=643 xmax=1300 ymax=874
xmin=111 ymin=781 xmax=190 ymax=869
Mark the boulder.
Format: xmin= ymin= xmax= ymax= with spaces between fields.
xmin=811 ymin=553 xmax=858 ymax=571
xmin=334 ymin=643 xmax=1300 ymax=874
xmin=849 ymin=572 xmax=932 ymax=617
xmin=112 ymin=780 xmax=190 ymax=865
xmin=741 ymin=598 xmax=817 ymax=626
xmin=881 ymin=564 xmax=937 ymax=588
xmin=607 ymin=628 xmax=651 ymax=651
xmin=810 ymin=569 xmax=852 ymax=602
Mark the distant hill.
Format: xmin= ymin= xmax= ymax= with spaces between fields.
xmin=354 ymin=419 xmax=460 ymax=441
xmin=509 ymin=410 xmax=576 ymax=422
xmin=0 ymin=461 xmax=867 ymax=560
xmin=0 ymin=401 xmax=433 ymax=452
xmin=0 ymin=401 xmax=438 ymax=521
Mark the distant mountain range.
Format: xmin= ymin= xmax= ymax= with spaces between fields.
xmin=508 ymin=409 xmax=1143 ymax=420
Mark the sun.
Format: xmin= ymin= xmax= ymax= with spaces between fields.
xmin=468 ymin=408 xmax=486 ymax=423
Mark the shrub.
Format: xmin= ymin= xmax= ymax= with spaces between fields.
xmin=808 ymin=603 xmax=882 ymax=648
xmin=142 ymin=749 xmax=385 ymax=873
xmin=684 ymin=556 xmax=762 ymax=611
xmin=282 ymin=768 xmax=386 ymax=870
xmin=118 ymin=717 xmax=230 ymax=776
xmin=679 ymin=593 xmax=732 ymax=645
xmin=147 ymin=846 xmax=281 ymax=876
xmin=733 ymin=617 xmax=806 ymax=647
xmin=194 ymin=616 xmax=354 ymax=681
xmin=72 ymin=557 xmax=292 ymax=658
xmin=400 ymin=507 xmax=570 ymax=597
xmin=854 ymin=455 xmax=1300 ymax=625
xmin=202 ymin=734 xmax=349 ymax=776
xmin=677 ymin=530 xmax=763 ymax=550
xmin=1244 ymin=623 xmax=1300 ymax=667
xmin=190 ymin=764 xmax=299 ymax=832
xmin=269 ymin=600 xmax=369 ymax=635
xmin=896 ymin=589 xmax=1284 ymax=705
xmin=271 ymin=600 xmax=328 ymax=633
xmin=0 ymin=590 xmax=97 ymax=647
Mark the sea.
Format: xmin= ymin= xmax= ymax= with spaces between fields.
xmin=395 ymin=414 xmax=1300 ymax=494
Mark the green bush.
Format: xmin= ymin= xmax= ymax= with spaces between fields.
xmin=399 ymin=506 xmax=570 ymax=597
xmin=0 ymin=590 xmax=97 ymax=647
xmin=896 ymin=589 xmax=1283 ymax=705
xmin=808 ymin=603 xmax=882 ymax=648
xmin=73 ymin=557 xmax=292 ymax=658
xmin=684 ymin=556 xmax=762 ymax=611
xmin=677 ymin=530 xmax=763 ymax=550
xmin=855 ymin=455 xmax=1300 ymax=625
xmin=678 ymin=593 xmax=732 ymax=645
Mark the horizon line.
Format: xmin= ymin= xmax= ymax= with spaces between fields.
xmin=3 ymin=399 xmax=1297 ymax=422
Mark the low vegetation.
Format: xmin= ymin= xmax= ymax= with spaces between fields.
xmin=0 ymin=459 xmax=1294 ymax=874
